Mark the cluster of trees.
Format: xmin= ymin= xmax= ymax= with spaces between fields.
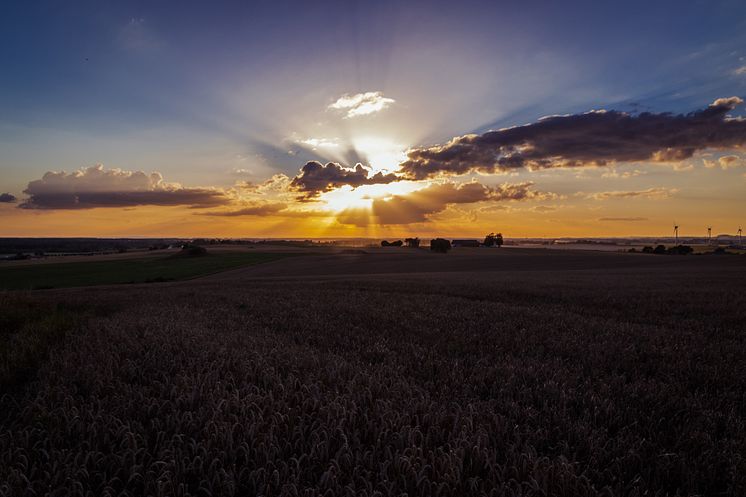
xmin=382 ymin=233 xmax=504 ymax=253
xmin=640 ymin=244 xmax=694 ymax=255
xmin=430 ymin=238 xmax=451 ymax=253
xmin=380 ymin=240 xmax=403 ymax=247
xmin=381 ymin=238 xmax=421 ymax=248
xmin=483 ymin=233 xmax=504 ymax=247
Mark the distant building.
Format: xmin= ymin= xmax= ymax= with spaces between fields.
xmin=451 ymin=239 xmax=480 ymax=247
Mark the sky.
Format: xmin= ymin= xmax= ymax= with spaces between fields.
xmin=1 ymin=0 xmax=745 ymax=238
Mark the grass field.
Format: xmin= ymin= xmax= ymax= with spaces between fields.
xmin=1 ymin=248 xmax=745 ymax=496
xmin=0 ymin=251 xmax=294 ymax=290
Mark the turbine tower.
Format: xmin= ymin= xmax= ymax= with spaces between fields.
xmin=739 ymin=226 xmax=743 ymax=246
xmin=674 ymin=223 xmax=679 ymax=244
xmin=707 ymin=226 xmax=712 ymax=244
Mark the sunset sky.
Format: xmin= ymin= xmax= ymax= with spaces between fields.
xmin=1 ymin=0 xmax=745 ymax=238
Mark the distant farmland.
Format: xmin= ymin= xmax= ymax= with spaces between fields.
xmin=1 ymin=248 xmax=745 ymax=496
xmin=0 ymin=250 xmax=295 ymax=290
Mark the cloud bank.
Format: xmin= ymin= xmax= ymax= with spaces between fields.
xmin=328 ymin=91 xmax=395 ymax=118
xmin=0 ymin=193 xmax=17 ymax=203
xmin=290 ymin=161 xmax=399 ymax=199
xmin=338 ymin=181 xmax=551 ymax=226
xmin=19 ymin=165 xmax=228 ymax=209
xmin=400 ymin=97 xmax=746 ymax=179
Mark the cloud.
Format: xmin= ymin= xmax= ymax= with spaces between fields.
xmin=0 ymin=193 xmax=17 ymax=203
xmin=338 ymin=181 xmax=551 ymax=226
xmin=599 ymin=217 xmax=648 ymax=221
xmin=734 ymin=66 xmax=746 ymax=76
xmin=400 ymin=97 xmax=746 ymax=179
xmin=19 ymin=165 xmax=228 ymax=210
xmin=703 ymin=154 xmax=746 ymax=169
xmin=531 ymin=205 xmax=557 ymax=212
xmin=328 ymin=91 xmax=395 ymax=118
xmin=200 ymin=202 xmax=287 ymax=217
xmin=589 ymin=187 xmax=676 ymax=200
xmin=290 ymin=161 xmax=399 ymax=199
xmin=601 ymin=168 xmax=646 ymax=179
xmin=298 ymin=137 xmax=340 ymax=149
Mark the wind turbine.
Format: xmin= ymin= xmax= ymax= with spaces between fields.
xmin=707 ymin=226 xmax=712 ymax=244
xmin=739 ymin=226 xmax=743 ymax=246
xmin=673 ymin=222 xmax=679 ymax=244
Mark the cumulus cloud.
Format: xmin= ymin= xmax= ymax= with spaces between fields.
xmin=589 ymin=187 xmax=675 ymax=200
xmin=703 ymin=154 xmax=746 ymax=169
xmin=599 ymin=217 xmax=648 ymax=221
xmin=338 ymin=181 xmax=551 ymax=226
xmin=400 ymin=97 xmax=746 ymax=180
xmin=290 ymin=161 xmax=399 ymax=199
xmin=0 ymin=193 xmax=17 ymax=203
xmin=734 ymin=66 xmax=746 ymax=76
xmin=328 ymin=91 xmax=395 ymax=118
xmin=19 ymin=165 xmax=228 ymax=210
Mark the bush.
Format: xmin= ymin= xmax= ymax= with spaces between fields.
xmin=653 ymin=245 xmax=667 ymax=254
xmin=430 ymin=238 xmax=451 ymax=253
xmin=180 ymin=244 xmax=208 ymax=257
xmin=381 ymin=240 xmax=403 ymax=247
xmin=667 ymin=244 xmax=693 ymax=255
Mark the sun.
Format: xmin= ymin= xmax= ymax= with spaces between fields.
xmin=319 ymin=181 xmax=428 ymax=212
xmin=351 ymin=136 xmax=408 ymax=174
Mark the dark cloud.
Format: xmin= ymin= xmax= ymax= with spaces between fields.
xmin=400 ymin=97 xmax=746 ymax=179
xmin=19 ymin=165 xmax=229 ymax=209
xmin=0 ymin=193 xmax=17 ymax=203
xmin=290 ymin=161 xmax=399 ymax=198
xmin=338 ymin=181 xmax=551 ymax=226
xmin=200 ymin=202 xmax=287 ymax=216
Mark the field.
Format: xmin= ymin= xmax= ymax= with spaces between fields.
xmin=1 ymin=247 xmax=745 ymax=496
xmin=0 ymin=250 xmax=294 ymax=290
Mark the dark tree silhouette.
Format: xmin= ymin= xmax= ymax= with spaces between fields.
xmin=484 ymin=232 xmax=504 ymax=247
xmin=430 ymin=238 xmax=451 ymax=253
xmin=404 ymin=237 xmax=420 ymax=248
xmin=381 ymin=240 xmax=403 ymax=247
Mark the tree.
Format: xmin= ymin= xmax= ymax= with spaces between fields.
xmin=484 ymin=232 xmax=504 ymax=247
xmin=404 ymin=237 xmax=420 ymax=248
xmin=430 ymin=238 xmax=451 ymax=253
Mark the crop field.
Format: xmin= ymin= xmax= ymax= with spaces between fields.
xmin=1 ymin=248 xmax=745 ymax=496
xmin=0 ymin=251 xmax=294 ymax=290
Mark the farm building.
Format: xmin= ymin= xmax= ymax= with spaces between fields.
xmin=451 ymin=239 xmax=481 ymax=247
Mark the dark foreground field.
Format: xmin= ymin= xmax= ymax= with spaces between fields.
xmin=1 ymin=248 xmax=745 ymax=496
